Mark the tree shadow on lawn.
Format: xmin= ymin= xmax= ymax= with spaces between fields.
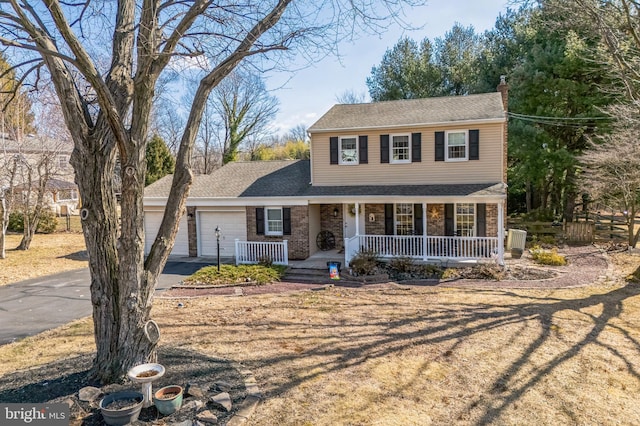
xmin=0 ymin=347 xmax=247 ymax=425
xmin=232 ymin=281 xmax=640 ymax=424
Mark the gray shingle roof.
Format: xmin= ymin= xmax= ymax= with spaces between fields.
xmin=144 ymin=160 xmax=310 ymax=198
xmin=308 ymin=93 xmax=505 ymax=132
xmin=144 ymin=160 xmax=505 ymax=199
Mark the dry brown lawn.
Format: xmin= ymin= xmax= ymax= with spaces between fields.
xmin=0 ymin=232 xmax=87 ymax=286
xmin=1 ymin=250 xmax=639 ymax=425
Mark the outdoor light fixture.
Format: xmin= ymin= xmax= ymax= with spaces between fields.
xmin=333 ymin=207 xmax=339 ymax=217
xmin=215 ymin=225 xmax=221 ymax=272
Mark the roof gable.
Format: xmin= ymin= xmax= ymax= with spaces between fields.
xmin=308 ymin=93 xmax=505 ymax=133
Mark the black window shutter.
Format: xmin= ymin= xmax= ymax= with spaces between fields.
xmin=414 ymin=204 xmax=423 ymax=235
xmin=435 ymin=131 xmax=445 ymax=161
xmin=380 ymin=135 xmax=390 ymax=164
xmin=330 ymin=137 xmax=339 ymax=164
xmin=283 ymin=208 xmax=291 ymax=235
xmin=256 ymin=208 xmax=265 ymax=235
xmin=469 ymin=129 xmax=479 ymax=160
xmin=384 ymin=204 xmax=394 ymax=235
xmin=359 ymin=135 xmax=368 ymax=164
xmin=476 ymin=203 xmax=486 ymax=237
xmin=445 ymin=203 xmax=454 ymax=236
xmin=411 ymin=133 xmax=422 ymax=163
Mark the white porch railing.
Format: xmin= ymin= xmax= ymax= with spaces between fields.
xmin=345 ymin=235 xmax=500 ymax=265
xmin=235 ymin=239 xmax=289 ymax=265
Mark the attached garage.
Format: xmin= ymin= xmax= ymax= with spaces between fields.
xmin=144 ymin=209 xmax=189 ymax=256
xmin=198 ymin=209 xmax=247 ymax=258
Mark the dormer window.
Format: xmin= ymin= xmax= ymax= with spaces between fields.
xmin=339 ymin=136 xmax=358 ymax=165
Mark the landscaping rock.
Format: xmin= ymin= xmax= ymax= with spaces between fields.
xmin=169 ymin=421 xmax=193 ymax=426
xmin=182 ymin=399 xmax=205 ymax=412
xmin=185 ymin=384 xmax=206 ymax=399
xmin=78 ymin=386 xmax=101 ymax=402
xmin=213 ymin=381 xmax=233 ymax=392
xmin=196 ymin=409 xmax=218 ymax=424
xmin=210 ymin=392 xmax=232 ymax=412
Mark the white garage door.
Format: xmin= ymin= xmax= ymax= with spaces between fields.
xmin=199 ymin=210 xmax=247 ymax=258
xmin=144 ymin=210 xmax=189 ymax=256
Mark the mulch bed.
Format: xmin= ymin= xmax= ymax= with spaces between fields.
xmin=0 ymin=348 xmax=246 ymax=426
xmin=160 ymin=245 xmax=610 ymax=298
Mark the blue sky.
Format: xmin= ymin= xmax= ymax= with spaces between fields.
xmin=268 ymin=0 xmax=510 ymax=135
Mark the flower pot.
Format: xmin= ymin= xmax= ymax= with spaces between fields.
xmin=99 ymin=391 xmax=144 ymax=426
xmin=511 ymin=248 xmax=523 ymax=259
xmin=153 ymin=385 xmax=184 ymax=415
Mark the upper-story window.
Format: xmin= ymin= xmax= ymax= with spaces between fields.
xmin=446 ymin=130 xmax=468 ymax=161
xmin=58 ymin=155 xmax=68 ymax=169
xmin=339 ymin=136 xmax=358 ymax=165
xmin=391 ymin=134 xmax=410 ymax=163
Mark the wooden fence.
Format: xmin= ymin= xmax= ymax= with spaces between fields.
xmin=508 ymin=211 xmax=633 ymax=245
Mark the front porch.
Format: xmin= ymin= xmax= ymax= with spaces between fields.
xmin=344 ymin=234 xmax=501 ymax=266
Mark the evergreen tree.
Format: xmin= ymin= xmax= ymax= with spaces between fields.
xmin=367 ymin=37 xmax=442 ymax=101
xmin=145 ymin=135 xmax=175 ymax=186
xmin=0 ymin=53 xmax=34 ymax=140
xmin=507 ymin=6 xmax=614 ymax=219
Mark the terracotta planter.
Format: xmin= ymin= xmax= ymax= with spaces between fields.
xmin=99 ymin=391 xmax=144 ymax=426
xmin=153 ymin=385 xmax=184 ymax=415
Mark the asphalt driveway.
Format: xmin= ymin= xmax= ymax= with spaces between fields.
xmin=0 ymin=261 xmax=212 ymax=345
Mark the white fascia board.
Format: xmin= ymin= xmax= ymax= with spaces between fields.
xmin=143 ymin=197 xmax=309 ymax=207
xmin=308 ymin=117 xmax=505 ymax=134
xmin=305 ymin=194 xmax=506 ymax=204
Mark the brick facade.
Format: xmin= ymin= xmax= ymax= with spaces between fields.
xmin=426 ymin=204 xmax=445 ymax=236
xmin=187 ymin=206 xmax=197 ymax=257
xmin=365 ymin=204 xmax=386 ymax=235
xmin=320 ymin=204 xmax=344 ymax=250
xmin=246 ymin=206 xmax=309 ymax=260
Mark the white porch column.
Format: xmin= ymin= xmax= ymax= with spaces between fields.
xmin=422 ymin=202 xmax=427 ymax=261
xmin=355 ymin=202 xmax=360 ymax=235
xmin=497 ymin=200 xmax=505 ymax=266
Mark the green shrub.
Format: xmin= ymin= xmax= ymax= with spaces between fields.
xmin=184 ymin=264 xmax=286 ymax=286
xmin=349 ymin=249 xmax=380 ymax=276
xmin=441 ymin=268 xmax=460 ymax=280
xmin=7 ymin=212 xmax=24 ymax=232
xmin=415 ymin=263 xmax=444 ymax=279
xmin=389 ymin=257 xmax=414 ymax=273
xmin=37 ymin=209 xmax=57 ymax=233
xmin=6 ymin=209 xmax=57 ymax=233
xmin=530 ymin=245 xmax=566 ymax=266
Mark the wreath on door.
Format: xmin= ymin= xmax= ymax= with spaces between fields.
xmin=347 ymin=204 xmax=363 ymax=217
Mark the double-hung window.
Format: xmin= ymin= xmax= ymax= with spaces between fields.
xmin=395 ymin=203 xmax=414 ymax=235
xmin=391 ymin=134 xmax=410 ymax=163
xmin=446 ymin=131 xmax=468 ymax=161
xmin=265 ymin=207 xmax=283 ymax=236
xmin=456 ymin=203 xmax=475 ymax=236
xmin=339 ymin=136 xmax=358 ymax=165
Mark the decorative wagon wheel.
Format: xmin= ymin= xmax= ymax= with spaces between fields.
xmin=316 ymin=230 xmax=336 ymax=251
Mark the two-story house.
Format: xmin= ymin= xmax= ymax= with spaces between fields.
xmin=143 ymin=80 xmax=508 ymax=265
xmin=1 ymin=133 xmax=79 ymax=215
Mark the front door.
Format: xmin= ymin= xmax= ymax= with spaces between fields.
xmin=343 ymin=203 xmax=365 ymax=239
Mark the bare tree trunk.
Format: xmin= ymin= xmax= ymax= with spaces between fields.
xmin=72 ymin=132 xmax=158 ymax=383
xmin=0 ymin=196 xmax=6 ymax=259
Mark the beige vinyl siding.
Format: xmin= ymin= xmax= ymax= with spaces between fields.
xmin=311 ymin=122 xmax=503 ymax=186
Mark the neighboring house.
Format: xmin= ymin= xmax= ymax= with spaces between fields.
xmin=0 ymin=133 xmax=78 ymax=214
xmin=144 ymin=80 xmax=509 ymax=265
